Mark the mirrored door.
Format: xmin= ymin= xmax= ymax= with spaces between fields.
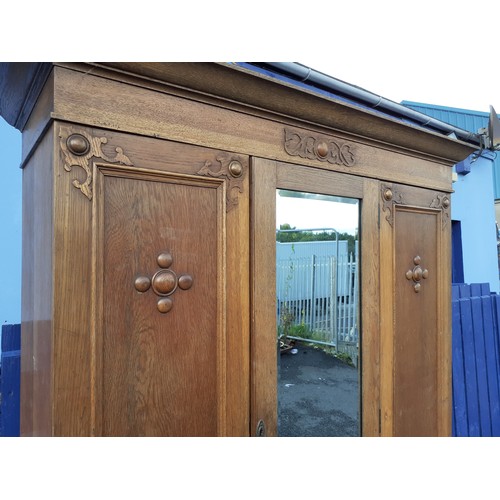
xmin=276 ymin=190 xmax=360 ymax=436
xmin=251 ymin=158 xmax=381 ymax=437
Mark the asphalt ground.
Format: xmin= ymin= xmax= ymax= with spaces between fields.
xmin=278 ymin=342 xmax=360 ymax=437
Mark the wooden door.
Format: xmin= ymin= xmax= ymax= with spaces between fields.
xmin=53 ymin=125 xmax=250 ymax=436
xmin=250 ymin=158 xmax=381 ymax=436
xmin=380 ymin=182 xmax=452 ymax=436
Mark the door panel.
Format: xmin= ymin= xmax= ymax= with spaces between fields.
xmin=101 ymin=174 xmax=220 ymax=436
xmin=380 ymin=183 xmax=451 ymax=436
xmin=394 ymin=207 xmax=439 ymax=436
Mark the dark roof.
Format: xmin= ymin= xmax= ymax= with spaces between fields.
xmin=236 ymin=62 xmax=482 ymax=148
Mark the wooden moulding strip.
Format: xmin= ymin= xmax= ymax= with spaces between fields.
xmin=250 ymin=157 xmax=277 ymax=437
xmin=360 ymin=178 xmax=382 ymax=436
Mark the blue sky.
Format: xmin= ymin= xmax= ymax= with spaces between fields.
xmin=0 ymin=117 xmax=21 ymax=327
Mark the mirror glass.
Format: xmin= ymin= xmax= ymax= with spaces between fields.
xmin=276 ymin=189 xmax=360 ymax=436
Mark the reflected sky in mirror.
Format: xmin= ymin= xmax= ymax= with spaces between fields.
xmin=276 ymin=190 xmax=358 ymax=235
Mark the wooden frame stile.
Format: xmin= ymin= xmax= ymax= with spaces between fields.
xmin=360 ymin=177 xmax=381 ymax=437
xmin=223 ymin=157 xmax=251 ymax=437
xmin=379 ymin=184 xmax=394 ymax=437
xmin=250 ymin=157 xmax=278 ymax=437
xmin=91 ymin=157 xmax=105 ymax=436
xmin=21 ymin=126 xmax=56 ymax=436
xmin=52 ymin=122 xmax=93 ymax=436
xmin=438 ymin=201 xmax=452 ymax=437
xmin=90 ymin=160 xmax=98 ymax=435
xmin=20 ymin=133 xmax=35 ymax=436
xmin=217 ymin=170 xmax=228 ymax=437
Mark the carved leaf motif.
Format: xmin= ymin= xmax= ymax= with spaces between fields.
xmin=430 ymin=194 xmax=451 ymax=227
xmin=381 ymin=185 xmax=404 ymax=227
xmin=198 ymin=159 xmax=228 ymax=179
xmin=197 ymin=155 xmax=247 ymax=212
xmin=59 ymin=127 xmax=133 ymax=200
xmin=283 ymin=128 xmax=355 ymax=167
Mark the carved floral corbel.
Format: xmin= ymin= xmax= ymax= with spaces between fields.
xmin=197 ymin=154 xmax=247 ymax=211
xmin=429 ymin=194 xmax=451 ymax=227
xmin=59 ymin=126 xmax=134 ymax=201
xmin=381 ymin=185 xmax=404 ymax=227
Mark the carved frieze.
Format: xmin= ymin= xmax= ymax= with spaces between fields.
xmin=59 ymin=127 xmax=133 ymax=200
xmin=283 ymin=128 xmax=356 ymax=167
xmin=197 ymin=154 xmax=247 ymax=211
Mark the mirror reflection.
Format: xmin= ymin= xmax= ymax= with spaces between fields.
xmin=276 ymin=189 xmax=360 ymax=436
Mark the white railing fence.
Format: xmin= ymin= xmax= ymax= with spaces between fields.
xmin=277 ymin=251 xmax=359 ymax=363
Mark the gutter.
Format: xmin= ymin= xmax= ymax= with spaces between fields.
xmin=247 ymin=62 xmax=483 ymax=148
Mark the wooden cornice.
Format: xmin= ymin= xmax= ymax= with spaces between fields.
xmin=0 ymin=62 xmax=477 ymax=165
xmin=0 ymin=62 xmax=53 ymax=130
xmin=90 ymin=62 xmax=477 ymax=165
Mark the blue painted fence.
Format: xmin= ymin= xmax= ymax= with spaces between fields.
xmin=0 ymin=324 xmax=21 ymax=437
xmin=452 ymin=283 xmax=500 ymax=436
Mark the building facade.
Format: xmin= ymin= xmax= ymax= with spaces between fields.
xmin=403 ymin=101 xmax=500 ymax=291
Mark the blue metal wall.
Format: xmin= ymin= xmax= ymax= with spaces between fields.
xmin=402 ymin=101 xmax=500 ymax=199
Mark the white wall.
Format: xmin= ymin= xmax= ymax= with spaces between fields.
xmin=452 ymin=151 xmax=499 ymax=292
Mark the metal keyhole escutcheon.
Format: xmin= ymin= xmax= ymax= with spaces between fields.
xmin=256 ymin=419 xmax=266 ymax=437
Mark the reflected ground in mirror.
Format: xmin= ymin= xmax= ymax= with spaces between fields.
xmin=276 ymin=190 xmax=360 ymax=436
